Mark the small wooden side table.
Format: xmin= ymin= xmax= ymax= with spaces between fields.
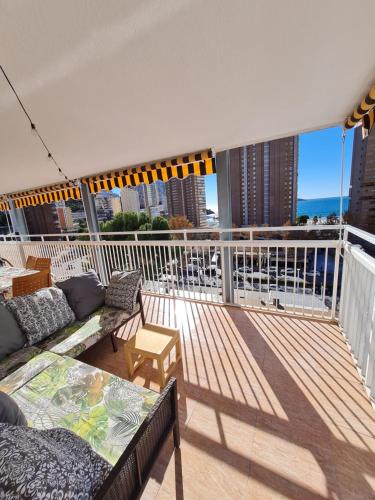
xmin=125 ymin=323 xmax=181 ymax=388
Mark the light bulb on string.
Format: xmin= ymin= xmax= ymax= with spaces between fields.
xmin=0 ymin=65 xmax=72 ymax=183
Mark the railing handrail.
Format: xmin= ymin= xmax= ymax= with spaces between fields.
xmin=344 ymin=241 xmax=375 ymax=274
xmin=0 ymin=224 xmax=345 ymax=240
xmin=345 ymin=224 xmax=375 ymax=246
xmin=0 ymin=239 xmax=341 ymax=249
xmin=0 ymin=230 xmax=343 ymax=321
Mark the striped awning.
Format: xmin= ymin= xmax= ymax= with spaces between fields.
xmin=344 ymin=85 xmax=375 ymax=130
xmin=81 ymin=149 xmax=216 ymax=193
xmin=9 ymin=182 xmax=81 ymax=209
xmin=0 ymin=198 xmax=9 ymax=212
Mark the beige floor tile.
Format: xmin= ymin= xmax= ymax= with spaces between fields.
xmin=78 ymin=295 xmax=375 ymax=500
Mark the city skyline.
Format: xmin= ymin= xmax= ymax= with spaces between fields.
xmin=205 ymin=126 xmax=355 ymax=213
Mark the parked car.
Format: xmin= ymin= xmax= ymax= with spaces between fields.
xmin=304 ymin=270 xmax=321 ymax=278
xmin=236 ymin=266 xmax=252 ymax=274
xmin=280 ymin=268 xmax=295 ymax=275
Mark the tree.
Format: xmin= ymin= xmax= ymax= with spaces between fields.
xmin=151 ymin=216 xmax=170 ymax=240
xmin=138 ymin=222 xmax=153 ymax=240
xmin=66 ymin=199 xmax=84 ymax=212
xmin=297 ymin=214 xmax=309 ymax=226
xmin=326 ymin=212 xmax=338 ymax=225
xmin=169 ymin=216 xmax=193 ymax=230
xmin=313 ymin=215 xmax=319 ymax=224
xmin=100 ymin=212 xmax=139 ymax=240
xmin=168 ymin=215 xmax=193 ymax=240
xmin=138 ymin=212 xmax=150 ymax=227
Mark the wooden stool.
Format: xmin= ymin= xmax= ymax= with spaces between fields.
xmin=125 ymin=323 xmax=181 ymax=388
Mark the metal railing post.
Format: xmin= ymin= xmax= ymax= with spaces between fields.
xmin=217 ymin=151 xmax=234 ymax=303
xmin=17 ymin=241 xmax=26 ymax=267
xmin=80 ymin=184 xmax=107 ymax=281
xmin=331 ymin=244 xmax=341 ymax=320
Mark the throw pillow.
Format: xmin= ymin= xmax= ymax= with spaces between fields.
xmin=105 ymin=269 xmax=142 ymax=313
xmin=0 ymin=392 xmax=27 ymax=426
xmin=56 ymin=270 xmax=106 ymax=320
xmin=6 ymin=287 xmax=75 ymax=346
xmin=0 ymin=303 xmax=27 ymax=360
xmin=0 ymin=424 xmax=111 ymax=498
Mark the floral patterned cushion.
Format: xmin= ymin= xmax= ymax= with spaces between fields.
xmin=6 ymin=287 xmax=75 ymax=345
xmin=11 ymin=356 xmax=159 ymax=465
xmin=0 ymin=346 xmax=42 ymax=381
xmin=105 ymin=270 xmax=142 ymax=313
xmin=0 ymin=424 xmax=111 ymax=498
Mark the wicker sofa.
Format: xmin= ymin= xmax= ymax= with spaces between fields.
xmin=0 ymin=286 xmax=180 ymax=499
xmin=0 ymin=289 xmax=145 ymax=381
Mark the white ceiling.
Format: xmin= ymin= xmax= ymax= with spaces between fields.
xmin=1 ymin=0 xmax=375 ymax=194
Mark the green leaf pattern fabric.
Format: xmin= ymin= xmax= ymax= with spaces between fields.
xmin=0 ymin=352 xmax=61 ymax=395
xmin=0 ymin=346 xmax=43 ymax=381
xmin=10 ymin=356 xmax=159 ymax=466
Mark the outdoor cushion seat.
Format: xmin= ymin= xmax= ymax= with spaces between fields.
xmin=0 ymin=352 xmax=61 ymax=396
xmin=35 ymin=315 xmax=91 ymax=353
xmin=0 ymin=291 xmax=142 ymax=381
xmin=0 ymin=424 xmax=111 ymax=498
xmin=40 ymin=305 xmax=140 ymax=358
xmin=0 ymin=346 xmax=42 ymax=381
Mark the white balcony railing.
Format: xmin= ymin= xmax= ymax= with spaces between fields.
xmin=0 ymin=225 xmax=344 ymax=318
xmin=340 ymin=226 xmax=375 ymax=402
xmin=1 ymin=224 xmax=375 ymax=399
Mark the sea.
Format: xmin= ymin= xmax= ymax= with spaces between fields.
xmin=297 ymin=196 xmax=349 ymax=219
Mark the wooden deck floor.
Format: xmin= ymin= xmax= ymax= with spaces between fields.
xmin=79 ymin=295 xmax=375 ymax=500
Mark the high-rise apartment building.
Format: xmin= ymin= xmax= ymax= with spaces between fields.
xmin=111 ymin=195 xmax=122 ymax=215
xmin=121 ymin=187 xmax=141 ymax=213
xmin=95 ymin=191 xmax=114 ymax=221
xmin=349 ymin=126 xmax=375 ymax=233
xmin=56 ymin=201 xmax=75 ymax=231
xmin=135 ymin=182 xmax=167 ymax=216
xmin=24 ymin=204 xmax=61 ymax=234
xmin=166 ymin=176 xmax=207 ymax=227
xmin=230 ymin=136 xmax=298 ymax=227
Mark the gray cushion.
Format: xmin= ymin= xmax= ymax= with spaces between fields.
xmin=105 ymin=269 xmax=142 ymax=313
xmin=0 ymin=303 xmax=26 ymax=361
xmin=0 ymin=392 xmax=27 ymax=425
xmin=0 ymin=424 xmax=111 ymax=498
xmin=56 ymin=270 xmax=105 ymax=320
xmin=6 ymin=287 xmax=75 ymax=346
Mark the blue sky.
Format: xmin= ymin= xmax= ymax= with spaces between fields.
xmin=205 ymin=126 xmax=354 ymax=211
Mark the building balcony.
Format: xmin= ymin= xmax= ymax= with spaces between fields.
xmin=1 ymin=224 xmax=374 ymax=498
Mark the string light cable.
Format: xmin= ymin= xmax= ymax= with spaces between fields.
xmin=0 ymin=65 xmax=72 ymax=183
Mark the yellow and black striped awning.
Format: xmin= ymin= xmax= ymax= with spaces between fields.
xmin=345 ymin=85 xmax=375 ymax=130
xmin=81 ymin=149 xmax=216 ymax=194
xmin=0 ymin=197 xmax=9 ymax=212
xmin=9 ymin=182 xmax=81 ymax=209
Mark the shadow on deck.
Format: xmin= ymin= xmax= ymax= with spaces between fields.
xmin=79 ymin=295 xmax=375 ymax=499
